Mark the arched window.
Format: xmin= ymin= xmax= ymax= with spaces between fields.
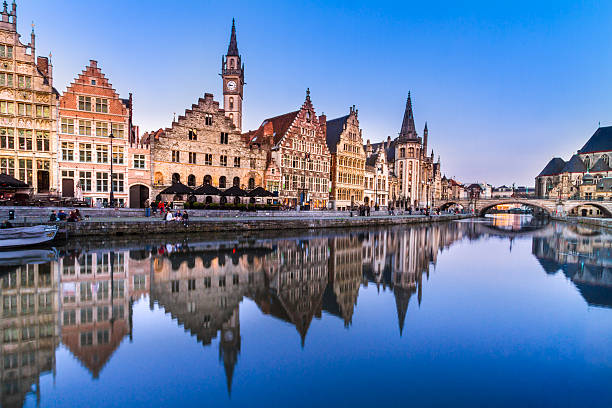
xmin=154 ymin=172 xmax=164 ymax=185
xmin=234 ymin=196 xmax=241 ymax=205
xmin=204 ymin=175 xmax=212 ymax=185
xmin=172 ymin=173 xmax=180 ymax=184
xmin=219 ymin=176 xmax=227 ymax=189
xmin=229 ymin=113 xmax=234 ymax=121
xmin=229 ymin=97 xmax=234 ymax=110
xmin=248 ymin=178 xmax=255 ymax=190
xmin=220 ymin=196 xmax=227 ymax=204
xmin=408 ymin=147 xmax=415 ymax=157
xmin=584 ymin=156 xmax=591 ymax=170
xmin=205 ymin=196 xmax=213 ymax=204
xmin=400 ymin=148 xmax=405 ymax=158
xmin=187 ymin=174 xmax=196 ymax=186
xmin=233 ymin=177 xmax=240 ymax=187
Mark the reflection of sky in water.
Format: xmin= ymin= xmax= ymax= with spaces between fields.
xmin=1 ymin=216 xmax=610 ymax=407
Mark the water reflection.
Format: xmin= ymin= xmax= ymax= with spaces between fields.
xmin=1 ymin=215 xmax=611 ymax=406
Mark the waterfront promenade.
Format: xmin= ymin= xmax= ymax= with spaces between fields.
xmin=0 ymin=206 xmax=472 ymax=237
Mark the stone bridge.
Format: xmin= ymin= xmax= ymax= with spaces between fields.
xmin=436 ymin=198 xmax=612 ymax=218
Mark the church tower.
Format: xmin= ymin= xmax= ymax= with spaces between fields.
xmin=221 ymin=19 xmax=244 ymax=131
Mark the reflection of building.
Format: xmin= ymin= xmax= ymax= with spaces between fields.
xmin=0 ymin=262 xmax=59 ymax=408
xmin=58 ymin=249 xmax=148 ymax=378
xmin=323 ymin=234 xmax=363 ymax=326
xmin=256 ymin=237 xmax=329 ymax=345
xmin=149 ymin=244 xmax=268 ymax=394
xmin=533 ymin=225 xmax=612 ymax=307
xmin=0 ymin=3 xmax=57 ymax=194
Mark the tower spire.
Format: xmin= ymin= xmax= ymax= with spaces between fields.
xmin=399 ymin=91 xmax=417 ymax=141
xmin=227 ymin=18 xmax=239 ymax=56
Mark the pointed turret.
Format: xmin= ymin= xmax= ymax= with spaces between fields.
xmin=227 ymin=18 xmax=239 ymax=56
xmin=423 ymin=121 xmax=428 ymax=158
xmin=399 ymin=92 xmax=418 ymax=141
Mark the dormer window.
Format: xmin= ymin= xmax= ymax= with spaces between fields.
xmin=91 ymin=79 xmax=96 ymax=85
xmin=306 ymin=111 xmax=311 ymax=122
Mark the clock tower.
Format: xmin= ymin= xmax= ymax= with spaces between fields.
xmin=221 ymin=19 xmax=244 ymax=131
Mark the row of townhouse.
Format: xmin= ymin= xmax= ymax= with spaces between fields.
xmin=0 ymin=3 xmax=446 ymax=209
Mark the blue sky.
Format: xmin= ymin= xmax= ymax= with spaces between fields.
xmin=20 ymin=0 xmax=612 ymax=186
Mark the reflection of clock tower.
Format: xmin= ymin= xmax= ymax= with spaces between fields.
xmin=221 ymin=18 xmax=244 ymax=131
xmin=219 ymin=307 xmax=241 ymax=395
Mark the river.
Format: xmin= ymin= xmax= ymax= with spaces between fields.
xmin=1 ymin=215 xmax=611 ymax=407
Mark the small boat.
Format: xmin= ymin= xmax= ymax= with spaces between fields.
xmin=0 ymin=225 xmax=58 ymax=248
xmin=0 ymin=248 xmax=58 ymax=266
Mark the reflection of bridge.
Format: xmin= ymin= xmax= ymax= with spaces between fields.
xmin=437 ymin=198 xmax=612 ymax=217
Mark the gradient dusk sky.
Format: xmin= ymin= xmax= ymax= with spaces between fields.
xmin=18 ymin=0 xmax=612 ymax=186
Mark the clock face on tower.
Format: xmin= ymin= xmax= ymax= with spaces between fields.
xmin=227 ymin=80 xmax=237 ymax=91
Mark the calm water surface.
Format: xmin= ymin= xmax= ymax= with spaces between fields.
xmin=2 ymin=215 xmax=612 ymax=407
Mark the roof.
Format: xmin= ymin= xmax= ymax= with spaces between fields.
xmin=399 ymin=92 xmax=418 ymax=141
xmin=366 ymin=153 xmax=379 ymax=167
xmin=193 ymin=184 xmax=222 ymax=195
xmin=222 ymin=185 xmax=248 ymax=196
xmin=325 ymin=115 xmax=348 ymax=153
xmin=246 ymin=111 xmax=299 ymax=146
xmin=578 ymin=126 xmax=612 ymax=154
xmin=562 ymin=154 xmax=587 ymax=174
xmin=590 ymin=157 xmax=611 ymax=172
xmin=537 ymin=157 xmax=566 ymax=177
xmin=247 ymin=186 xmax=275 ymax=197
xmin=596 ymin=177 xmax=612 ymax=192
xmin=227 ymin=19 xmax=239 ymax=56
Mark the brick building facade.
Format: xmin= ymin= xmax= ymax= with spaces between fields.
xmin=326 ymin=106 xmax=365 ymax=210
xmin=0 ymin=3 xmax=57 ymax=194
xmin=245 ymin=90 xmax=331 ymax=209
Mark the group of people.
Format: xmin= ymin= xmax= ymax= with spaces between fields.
xmin=49 ymin=209 xmax=83 ymax=222
xmin=163 ymin=209 xmax=189 ymax=222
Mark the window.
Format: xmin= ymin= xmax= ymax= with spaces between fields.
xmin=172 ymin=150 xmax=180 ymax=162
xmin=98 ymin=330 xmax=110 ymax=344
xmin=96 ymin=145 xmax=108 ymax=163
xmin=18 ymin=159 xmax=32 ymax=184
xmin=79 ymin=96 xmax=92 ymax=111
xmin=234 ymin=157 xmax=240 ymax=167
xmin=219 ymin=277 xmax=226 ymax=288
xmin=248 ymin=178 xmax=255 ymax=190
xmin=220 ymin=155 xmax=227 ymax=166
xmin=36 ymin=131 xmax=50 ymax=151
xmin=112 ymin=173 xmax=124 ymax=193
xmin=233 ymin=177 xmax=240 ymax=187
xmin=205 ymin=114 xmax=213 ymax=126
xmin=96 ymin=172 xmax=108 ymax=192
xmin=250 ymin=158 xmax=256 ymax=169
xmin=133 ymin=154 xmax=145 ymax=169
xmin=203 ymin=276 xmax=211 ymax=288
xmin=0 ymin=157 xmax=15 ymax=177
xmin=229 ymin=97 xmax=234 ymax=110
xmin=219 ymin=176 xmax=226 ymax=188
xmin=0 ymin=128 xmax=13 ymax=149
xmin=96 ymin=122 xmax=108 ymax=137
xmin=112 ymin=146 xmax=124 ymax=164
xmin=79 ymin=171 xmax=92 ymax=192
xmin=61 ymin=118 xmax=75 ymax=134
xmin=91 ymin=79 xmax=97 ymax=85
xmin=134 ymin=275 xmax=146 ymax=291
xmin=61 ymin=142 xmax=74 ymax=161
xmin=220 ymin=132 xmax=229 ymax=144
xmin=189 ymin=152 xmax=196 ymax=164
xmin=187 ymin=174 xmax=196 ymax=186
xmin=188 ymin=129 xmax=197 ymax=140
xmin=79 ymin=143 xmax=92 ymax=162
xmin=17 ymin=103 xmax=32 ymax=116
xmin=80 ymin=332 xmax=93 ymax=346
xmin=0 ymin=100 xmax=14 ymax=114
xmin=35 ymin=105 xmax=50 ymax=118
xmin=18 ymin=129 xmax=33 ymax=150
xmin=0 ymin=73 xmax=13 ymax=87
xmin=95 ymin=98 xmax=108 ymax=113
xmin=0 ymin=44 xmax=13 ymax=58
xmin=79 ymin=120 xmax=92 ymax=136
xmin=204 ymin=153 xmax=212 ymax=165
xmin=111 ymin=123 xmax=124 ymax=138
xmin=188 ymin=279 xmax=196 ymax=291
xmin=17 ymin=75 xmax=31 ymax=89
xmin=171 ymin=280 xmax=180 ymax=293
xmin=233 ymin=274 xmax=239 ymax=285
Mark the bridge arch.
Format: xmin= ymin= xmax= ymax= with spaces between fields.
xmin=565 ymin=202 xmax=612 ymax=218
xmin=477 ymin=200 xmax=553 ymax=217
xmin=438 ymin=201 xmax=465 ymax=211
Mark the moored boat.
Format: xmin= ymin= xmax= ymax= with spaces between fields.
xmin=0 ymin=225 xmax=58 ymax=248
xmin=0 ymin=248 xmax=58 ymax=266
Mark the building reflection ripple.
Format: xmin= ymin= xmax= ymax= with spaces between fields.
xmin=1 ymin=216 xmax=610 ymax=404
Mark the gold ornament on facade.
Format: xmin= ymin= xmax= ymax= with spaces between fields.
xmin=35 ymin=93 xmax=50 ymax=103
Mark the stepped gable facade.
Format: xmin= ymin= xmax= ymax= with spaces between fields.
xmin=0 ymin=2 xmax=57 ymax=194
xmin=245 ymin=89 xmax=331 ymax=209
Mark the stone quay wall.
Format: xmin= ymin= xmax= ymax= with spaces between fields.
xmin=552 ymin=216 xmax=612 ymax=230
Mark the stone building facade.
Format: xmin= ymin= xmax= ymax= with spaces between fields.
xmin=58 ymin=60 xmax=137 ymax=207
xmin=245 ymin=90 xmax=331 ymax=209
xmin=149 ymin=93 xmax=266 ymax=198
xmin=536 ymin=126 xmax=612 ymax=199
xmin=0 ymin=3 xmax=57 ymax=194
xmin=326 ymin=106 xmax=365 ymax=210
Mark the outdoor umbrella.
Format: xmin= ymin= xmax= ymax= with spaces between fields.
xmin=0 ymin=173 xmax=28 ymax=188
xmin=193 ymin=184 xmax=222 ymax=196
xmin=222 ymin=185 xmax=248 ymax=196
xmin=159 ymin=182 xmax=194 ymax=195
xmin=247 ymin=186 xmax=275 ymax=197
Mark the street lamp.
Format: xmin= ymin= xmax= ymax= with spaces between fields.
xmin=109 ymin=132 xmax=114 ymax=207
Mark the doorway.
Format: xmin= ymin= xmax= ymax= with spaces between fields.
xmin=37 ymin=171 xmax=50 ymax=193
xmin=62 ymin=178 xmax=74 ymax=198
